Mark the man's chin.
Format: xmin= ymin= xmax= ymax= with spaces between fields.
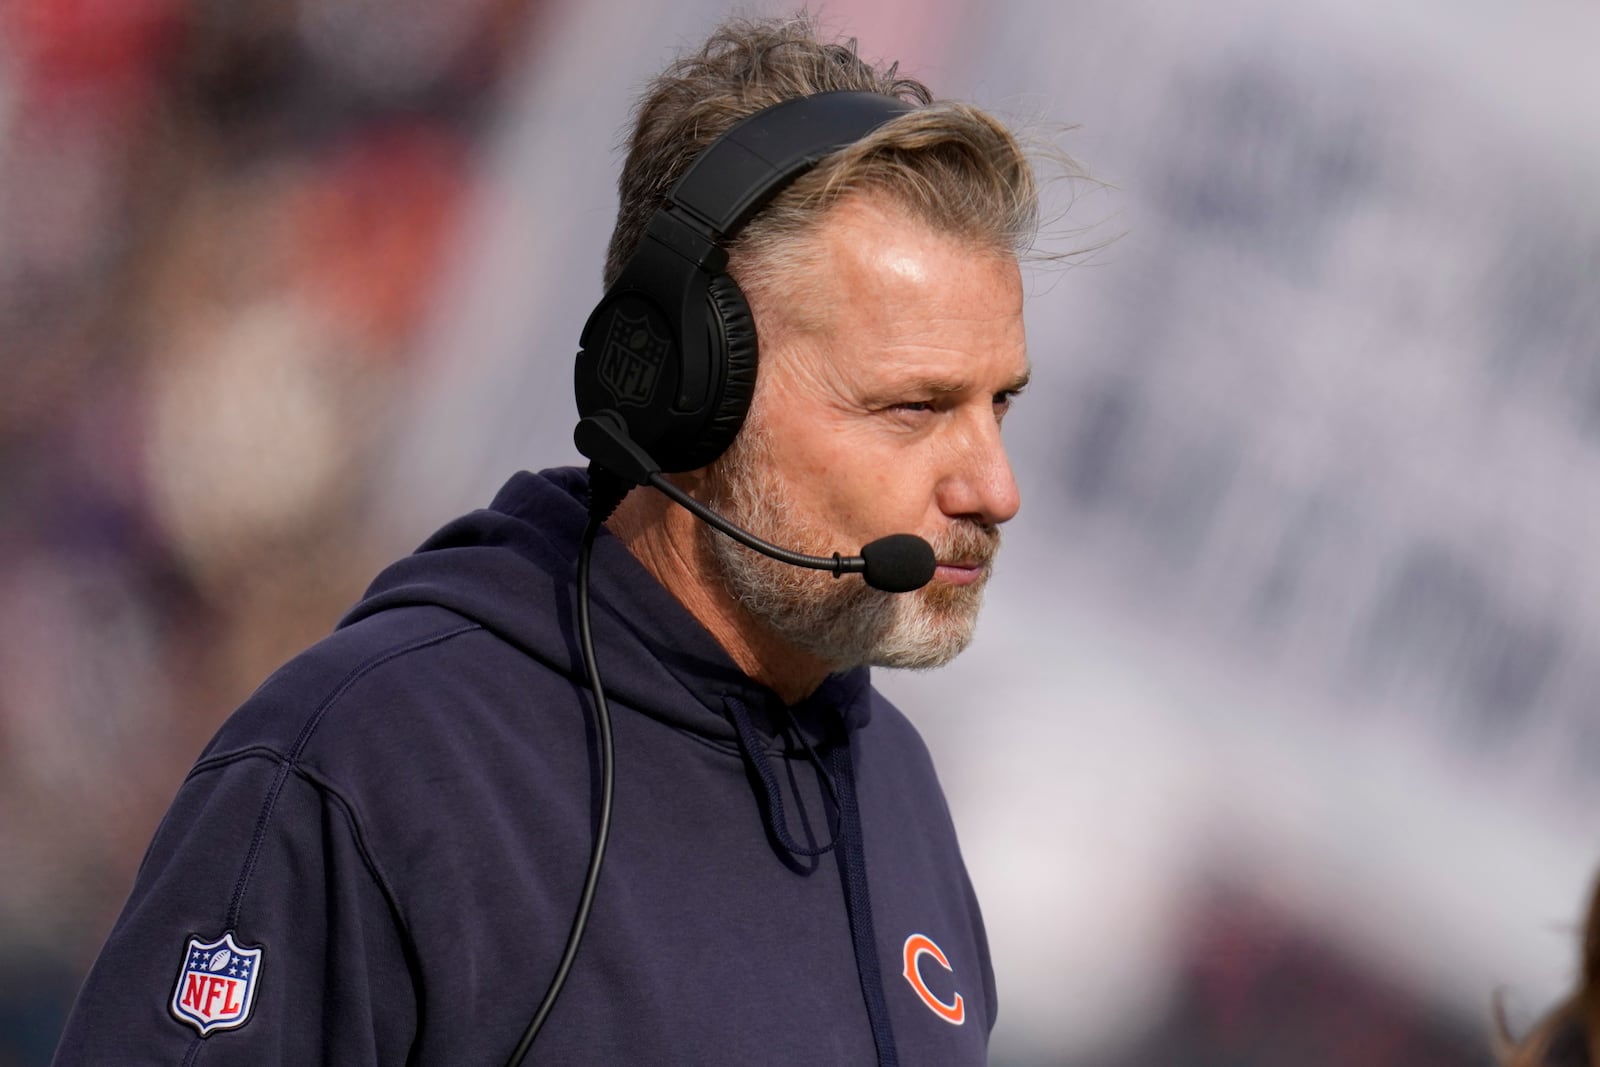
xmin=868 ymin=631 xmax=974 ymax=671
xmin=863 ymin=587 xmax=985 ymax=670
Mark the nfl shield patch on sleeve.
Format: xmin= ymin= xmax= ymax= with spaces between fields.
xmin=170 ymin=932 xmax=264 ymax=1035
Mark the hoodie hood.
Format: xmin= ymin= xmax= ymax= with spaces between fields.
xmin=339 ymin=467 xmax=872 ymax=744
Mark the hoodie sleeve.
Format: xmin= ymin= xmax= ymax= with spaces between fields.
xmin=52 ymin=751 xmax=417 ymax=1066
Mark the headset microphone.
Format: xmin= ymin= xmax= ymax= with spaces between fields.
xmin=574 ymin=411 xmax=937 ymax=593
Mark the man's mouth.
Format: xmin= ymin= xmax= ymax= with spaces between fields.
xmin=921 ymin=523 xmax=1000 ymax=587
xmin=933 ymin=560 xmax=987 ymax=585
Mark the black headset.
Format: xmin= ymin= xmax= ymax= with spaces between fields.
xmin=574 ymin=90 xmax=914 ymax=479
xmin=504 ymin=91 xmax=918 ymax=1067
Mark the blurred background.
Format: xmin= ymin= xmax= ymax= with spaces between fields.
xmin=3 ymin=0 xmax=1599 ymax=1063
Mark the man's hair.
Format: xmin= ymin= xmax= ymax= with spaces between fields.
xmin=603 ymin=12 xmax=1040 ymax=293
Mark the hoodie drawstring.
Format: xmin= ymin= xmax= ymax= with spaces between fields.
xmin=728 ymin=696 xmax=839 ymax=858
xmin=827 ymin=735 xmax=900 ymax=1067
xmin=725 ymin=696 xmax=900 ymax=1067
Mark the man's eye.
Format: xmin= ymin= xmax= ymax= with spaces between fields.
xmin=993 ymin=390 xmax=1023 ymax=420
xmin=894 ymin=400 xmax=935 ymax=413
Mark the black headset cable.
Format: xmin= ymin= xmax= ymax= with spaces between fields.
xmin=503 ymin=491 xmax=618 ymax=1066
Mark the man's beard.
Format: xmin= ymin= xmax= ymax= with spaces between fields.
xmin=701 ymin=423 xmax=1002 ymax=671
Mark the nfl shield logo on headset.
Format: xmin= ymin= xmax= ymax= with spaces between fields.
xmin=170 ymin=932 xmax=264 ymax=1035
xmin=597 ymin=306 xmax=670 ymax=406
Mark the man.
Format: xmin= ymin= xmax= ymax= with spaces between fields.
xmin=54 ymin=13 xmax=1043 ymax=1065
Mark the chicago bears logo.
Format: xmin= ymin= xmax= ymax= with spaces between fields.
xmin=170 ymin=932 xmax=264 ymax=1035
xmin=902 ymin=933 xmax=965 ymax=1025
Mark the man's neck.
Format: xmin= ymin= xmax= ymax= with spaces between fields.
xmin=605 ymin=485 xmax=831 ymax=704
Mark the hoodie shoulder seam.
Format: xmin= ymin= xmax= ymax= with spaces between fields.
xmin=223 ymin=622 xmax=481 ymax=931
xmin=178 ymin=750 xmax=419 ymax=976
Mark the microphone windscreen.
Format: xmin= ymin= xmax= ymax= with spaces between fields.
xmin=859 ymin=534 xmax=936 ymax=593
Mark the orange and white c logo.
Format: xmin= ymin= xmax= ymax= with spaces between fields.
xmin=901 ymin=933 xmax=965 ymax=1025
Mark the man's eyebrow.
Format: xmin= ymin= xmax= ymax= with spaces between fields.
xmin=1000 ymin=369 xmax=1032 ymax=394
xmin=869 ymin=369 xmax=1033 ymax=401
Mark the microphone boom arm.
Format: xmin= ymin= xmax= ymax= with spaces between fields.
xmin=646 ymin=473 xmax=862 ymax=577
xmin=573 ymin=412 xmax=935 ymax=593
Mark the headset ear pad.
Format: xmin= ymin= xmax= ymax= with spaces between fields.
xmin=683 ymin=271 xmax=759 ymax=472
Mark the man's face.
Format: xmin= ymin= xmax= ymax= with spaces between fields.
xmin=703 ymin=193 xmax=1028 ymax=671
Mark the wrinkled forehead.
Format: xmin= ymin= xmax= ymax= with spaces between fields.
xmin=738 ymin=190 xmax=1023 ymax=339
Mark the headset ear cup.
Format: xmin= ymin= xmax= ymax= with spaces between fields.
xmin=691 ymin=272 xmax=758 ymax=470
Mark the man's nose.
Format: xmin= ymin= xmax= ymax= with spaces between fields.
xmin=936 ymin=414 xmax=1021 ymax=527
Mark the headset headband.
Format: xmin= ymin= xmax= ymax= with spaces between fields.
xmin=668 ymin=91 xmax=915 ymax=239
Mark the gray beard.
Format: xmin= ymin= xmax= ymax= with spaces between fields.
xmin=701 ymin=423 xmax=999 ymax=672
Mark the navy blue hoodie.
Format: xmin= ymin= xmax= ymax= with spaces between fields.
xmin=53 ymin=468 xmax=997 ymax=1065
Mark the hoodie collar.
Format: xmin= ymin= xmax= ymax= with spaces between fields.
xmin=341 ymin=468 xmax=873 ymax=745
